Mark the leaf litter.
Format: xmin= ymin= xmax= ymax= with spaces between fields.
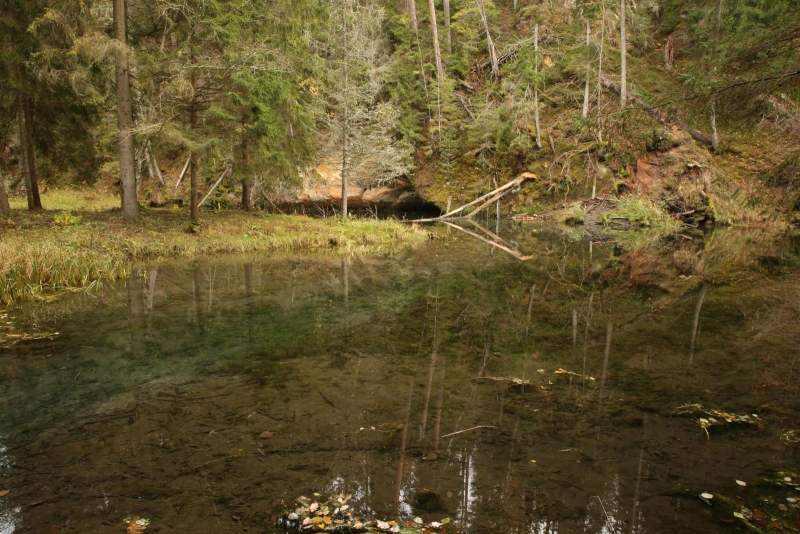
xmin=279 ymin=495 xmax=451 ymax=533
xmin=675 ymin=404 xmax=761 ymax=439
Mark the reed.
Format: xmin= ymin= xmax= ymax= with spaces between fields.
xmin=0 ymin=209 xmax=429 ymax=308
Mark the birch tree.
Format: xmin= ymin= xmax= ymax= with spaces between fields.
xmin=619 ymin=0 xmax=627 ymax=105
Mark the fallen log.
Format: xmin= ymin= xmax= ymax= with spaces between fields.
xmin=413 ymin=172 xmax=536 ymax=222
xmin=444 ymin=221 xmax=534 ymax=261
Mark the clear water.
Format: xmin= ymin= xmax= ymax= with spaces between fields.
xmin=2 ymin=223 xmax=800 ymax=533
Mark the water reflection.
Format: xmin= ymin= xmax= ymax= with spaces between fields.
xmin=1 ymin=227 xmax=799 ymax=533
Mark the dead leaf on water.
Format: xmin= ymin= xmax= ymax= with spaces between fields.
xmin=123 ymin=517 xmax=150 ymax=534
xmin=736 ymin=480 xmax=747 ymax=486
xmin=0 ymin=490 xmax=9 ymax=497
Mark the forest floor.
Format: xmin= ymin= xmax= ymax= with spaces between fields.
xmin=0 ymin=190 xmax=430 ymax=308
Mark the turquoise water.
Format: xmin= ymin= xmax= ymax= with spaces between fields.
xmin=2 ymin=223 xmax=800 ymax=533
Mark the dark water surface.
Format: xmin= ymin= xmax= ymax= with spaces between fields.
xmin=3 ymin=224 xmax=800 ymax=533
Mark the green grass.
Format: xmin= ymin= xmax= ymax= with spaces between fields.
xmin=601 ymin=195 xmax=681 ymax=231
xmin=0 ymin=194 xmax=429 ymax=308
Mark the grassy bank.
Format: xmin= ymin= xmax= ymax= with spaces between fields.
xmin=0 ymin=197 xmax=429 ymax=308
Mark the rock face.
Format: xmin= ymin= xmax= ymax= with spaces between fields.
xmin=296 ymin=158 xmax=430 ymax=208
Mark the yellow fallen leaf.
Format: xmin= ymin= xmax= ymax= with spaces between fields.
xmin=530 ymin=459 xmax=537 ymax=464
xmin=0 ymin=490 xmax=9 ymax=497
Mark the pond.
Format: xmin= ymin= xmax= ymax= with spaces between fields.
xmin=2 ymin=222 xmax=800 ymax=533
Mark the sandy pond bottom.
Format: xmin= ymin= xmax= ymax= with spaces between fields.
xmin=2 ymin=224 xmax=800 ymax=533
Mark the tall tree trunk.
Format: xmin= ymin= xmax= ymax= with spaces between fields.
xmin=714 ymin=0 xmax=724 ymax=39
xmin=619 ymin=0 xmax=627 ymax=106
xmin=582 ymin=19 xmax=591 ymax=119
xmin=427 ymin=0 xmax=444 ymax=80
xmin=241 ymin=132 xmax=251 ymax=210
xmin=478 ymin=0 xmax=498 ymax=78
xmin=16 ymin=98 xmax=33 ymax=209
xmin=189 ymin=72 xmax=199 ymax=221
xmin=709 ymin=99 xmax=720 ymax=152
xmin=22 ymin=98 xmax=42 ymax=210
xmin=0 ymin=165 xmax=9 ymax=216
xmin=408 ymin=0 xmax=418 ymax=32
xmin=341 ymin=3 xmax=349 ymax=221
xmin=443 ymin=0 xmax=451 ymax=54
xmin=114 ymin=0 xmax=138 ymax=221
xmin=533 ymin=24 xmax=542 ymax=149
xmin=597 ymin=0 xmax=606 ymax=111
xmin=190 ymin=105 xmax=199 ymax=221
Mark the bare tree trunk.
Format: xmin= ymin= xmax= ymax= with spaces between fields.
xmin=428 ymin=0 xmax=445 ymax=80
xmin=709 ymin=99 xmax=720 ymax=152
xmin=341 ymin=3 xmax=349 ymax=221
xmin=443 ymin=0 xmax=451 ymax=54
xmin=664 ymin=35 xmax=674 ymax=70
xmin=189 ymin=75 xmax=199 ymax=221
xmin=597 ymin=0 xmax=606 ymax=111
xmin=23 ymin=97 xmax=42 ymax=210
xmin=0 ymin=165 xmax=9 ymax=216
xmin=714 ymin=0 xmax=724 ymax=39
xmin=619 ymin=0 xmax=627 ymax=106
xmin=189 ymin=112 xmax=199 ymax=220
xmin=533 ymin=24 xmax=542 ymax=149
xmin=114 ymin=0 xmax=138 ymax=221
xmin=478 ymin=0 xmax=499 ymax=78
xmin=582 ymin=19 xmax=591 ymax=119
xmin=408 ymin=0 xmax=418 ymax=32
xmin=16 ymin=98 xmax=33 ymax=209
xmin=241 ymin=133 xmax=251 ymax=210
xmin=20 ymin=96 xmax=42 ymax=210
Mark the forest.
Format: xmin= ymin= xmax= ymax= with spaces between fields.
xmin=0 ymin=0 xmax=797 ymax=222
xmin=3 ymin=2 xmax=800 ymax=533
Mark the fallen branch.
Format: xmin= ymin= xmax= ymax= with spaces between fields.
xmin=444 ymin=222 xmax=534 ymax=261
xmin=174 ymin=156 xmax=192 ymax=189
xmin=413 ymin=172 xmax=536 ymax=222
xmin=199 ymin=166 xmax=230 ymax=207
xmin=441 ymin=425 xmax=499 ymax=439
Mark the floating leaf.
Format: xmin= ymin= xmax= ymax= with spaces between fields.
xmin=123 ymin=517 xmax=150 ymax=534
xmin=736 ymin=480 xmax=747 ymax=487
xmin=700 ymin=493 xmax=714 ymax=500
xmin=530 ymin=459 xmax=537 ymax=464
xmin=0 ymin=490 xmax=9 ymax=497
xmin=733 ymin=512 xmax=745 ymax=519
